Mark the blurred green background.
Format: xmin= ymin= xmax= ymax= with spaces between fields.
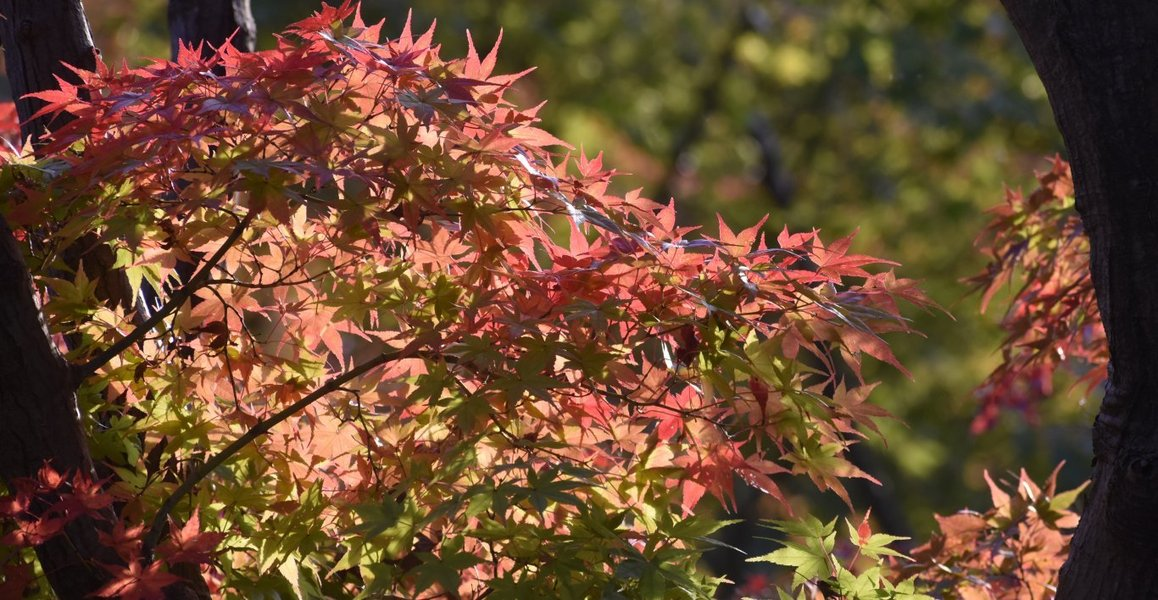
xmin=78 ymin=0 xmax=1093 ymax=594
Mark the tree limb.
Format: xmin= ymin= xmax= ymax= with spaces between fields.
xmin=140 ymin=333 xmax=440 ymax=561
xmin=75 ymin=211 xmax=255 ymax=382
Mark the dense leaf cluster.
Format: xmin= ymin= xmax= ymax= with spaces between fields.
xmin=0 ymin=3 xmax=931 ymax=597
xmin=968 ymin=158 xmax=1103 ymax=433
xmin=737 ymin=467 xmax=1080 ymax=599
xmin=899 ymin=466 xmax=1080 ymax=599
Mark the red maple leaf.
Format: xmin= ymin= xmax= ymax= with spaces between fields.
xmin=157 ymin=509 xmax=226 ymax=565
xmin=98 ymin=520 xmax=146 ymax=561
xmin=94 ymin=560 xmax=182 ymax=600
xmin=1 ymin=515 xmax=67 ymax=547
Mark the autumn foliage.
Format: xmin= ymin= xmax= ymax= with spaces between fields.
xmin=0 ymin=3 xmax=944 ymax=597
xmin=731 ymin=468 xmax=1081 ymax=600
xmin=898 ymin=467 xmax=1081 ymax=600
xmin=968 ymin=157 xmax=1104 ymax=433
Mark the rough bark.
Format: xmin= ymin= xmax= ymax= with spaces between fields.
xmin=1000 ymin=2 xmax=1158 ymax=598
xmin=0 ymin=3 xmax=123 ymax=598
xmin=168 ymin=0 xmax=256 ymax=59
xmin=0 ymin=1 xmax=135 ymax=317
xmin=0 ymin=0 xmax=95 ymax=143
xmin=0 ymin=1 xmax=226 ymax=598
xmin=0 ymin=220 xmax=117 ymax=599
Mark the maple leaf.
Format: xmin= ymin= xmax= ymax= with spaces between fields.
xmin=94 ymin=560 xmax=183 ymax=600
xmin=60 ymin=473 xmax=116 ymax=516
xmin=464 ymin=29 xmax=502 ymax=81
xmin=856 ymin=508 xmax=873 ymax=546
xmin=38 ymin=463 xmax=65 ymax=489
xmin=0 ymin=491 xmax=29 ymax=517
xmin=969 ymin=157 xmax=1103 ymax=431
xmin=1 ymin=515 xmax=67 ymax=546
xmin=98 ymin=520 xmax=147 ymax=561
xmin=157 ymin=509 xmax=226 ymax=565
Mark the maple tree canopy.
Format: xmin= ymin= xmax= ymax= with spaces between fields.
xmin=0 ymin=3 xmax=938 ymax=597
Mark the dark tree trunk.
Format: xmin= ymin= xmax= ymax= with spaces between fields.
xmin=0 ymin=4 xmax=122 ymax=598
xmin=0 ymin=0 xmax=95 ymax=143
xmin=1000 ymin=2 xmax=1158 ymax=598
xmin=168 ymin=0 xmax=256 ymax=59
xmin=0 ymin=225 xmax=117 ymax=599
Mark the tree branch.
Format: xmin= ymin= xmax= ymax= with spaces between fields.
xmin=75 ymin=211 xmax=256 ymax=382
xmin=140 ymin=333 xmax=439 ymax=562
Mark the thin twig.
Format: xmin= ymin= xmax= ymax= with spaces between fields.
xmin=74 ymin=211 xmax=256 ymax=382
xmin=140 ymin=332 xmax=439 ymax=562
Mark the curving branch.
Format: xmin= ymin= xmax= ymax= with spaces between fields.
xmin=140 ymin=333 xmax=440 ymax=562
xmin=75 ymin=211 xmax=256 ymax=382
